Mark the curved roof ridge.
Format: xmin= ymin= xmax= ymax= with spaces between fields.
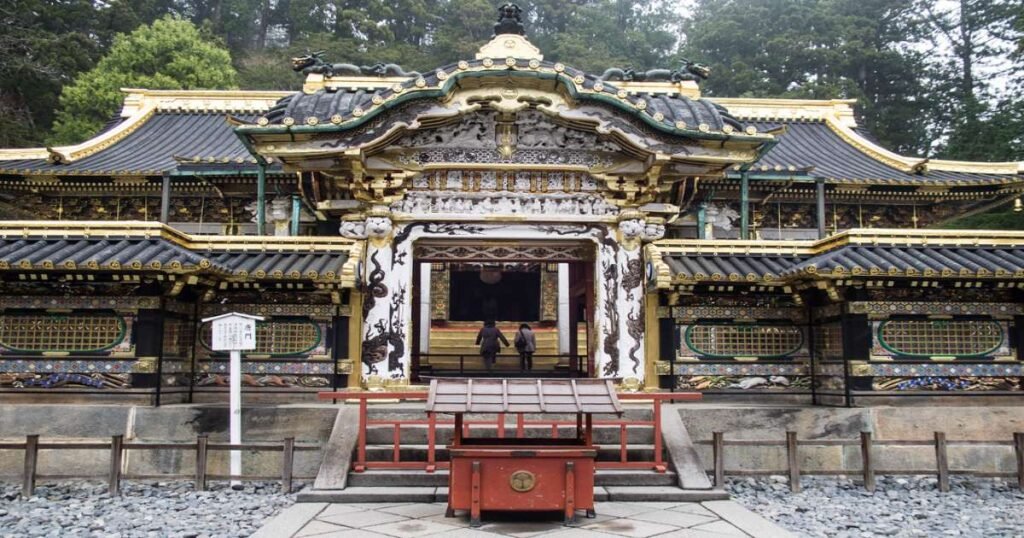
xmin=241 ymin=61 xmax=768 ymax=147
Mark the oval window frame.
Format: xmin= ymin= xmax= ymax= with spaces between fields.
xmin=199 ymin=318 xmax=322 ymax=357
xmin=684 ymin=323 xmax=804 ymax=359
xmin=877 ymin=319 xmax=1003 ymax=358
xmin=0 ymin=313 xmax=127 ymax=354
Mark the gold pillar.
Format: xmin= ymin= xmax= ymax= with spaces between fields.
xmin=429 ymin=264 xmax=449 ymax=321
xmin=540 ymin=264 xmax=558 ymax=321
xmin=644 ymin=292 xmax=660 ymax=391
xmin=347 ymin=292 xmax=364 ymax=389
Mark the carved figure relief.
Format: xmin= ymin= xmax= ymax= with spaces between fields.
xmin=339 ymin=219 xmax=367 ymax=239
xmin=390 ymin=110 xmax=623 ymax=167
xmin=705 ymin=203 xmax=740 ymax=231
xmin=626 ymin=308 xmax=643 ymax=375
xmin=617 ymin=216 xmax=645 ymax=251
xmin=642 ymin=221 xmax=666 ymax=241
xmin=391 ymin=192 xmax=617 ymax=217
xmin=365 ymin=215 xmax=393 ymax=247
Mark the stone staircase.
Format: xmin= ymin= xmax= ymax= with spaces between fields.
xmin=299 ymin=404 xmax=727 ymax=503
xmin=421 ymin=322 xmax=584 ymax=373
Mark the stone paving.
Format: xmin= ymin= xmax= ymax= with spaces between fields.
xmin=253 ymin=500 xmax=795 ymax=538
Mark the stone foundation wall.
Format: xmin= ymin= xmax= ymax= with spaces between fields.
xmin=0 ymin=404 xmax=338 ymax=480
xmin=678 ymin=405 xmax=1024 ymax=475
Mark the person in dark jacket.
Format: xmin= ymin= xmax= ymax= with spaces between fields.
xmin=514 ymin=323 xmax=537 ymax=371
xmin=475 ymin=320 xmax=509 ymax=371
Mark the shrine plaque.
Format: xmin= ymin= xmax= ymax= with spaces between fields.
xmin=209 ymin=315 xmax=257 ymax=351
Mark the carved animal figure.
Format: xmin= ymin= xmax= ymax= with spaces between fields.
xmin=359 ymin=62 xmax=420 ymax=78
xmin=494 ymin=3 xmax=525 ymax=36
xmin=730 ymin=377 xmax=769 ymax=389
xmin=601 ymin=261 xmax=620 ymax=377
xmin=675 ymin=58 xmax=711 ymax=81
xmin=597 ymin=60 xmax=711 ymax=83
xmin=598 ymin=67 xmax=637 ymax=82
xmin=291 ymin=51 xmax=361 ymax=77
xmin=362 ymin=250 xmax=389 ymax=318
xmin=627 ymin=308 xmax=643 ymax=374
xmin=621 ymin=258 xmax=643 ymax=300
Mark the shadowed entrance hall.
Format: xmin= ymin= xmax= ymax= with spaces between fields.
xmin=412 ymin=240 xmax=594 ymax=379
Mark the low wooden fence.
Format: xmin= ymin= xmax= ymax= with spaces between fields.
xmin=319 ymin=391 xmax=701 ymax=474
xmin=699 ymin=431 xmax=1024 ymax=492
xmin=0 ymin=436 xmax=319 ymax=498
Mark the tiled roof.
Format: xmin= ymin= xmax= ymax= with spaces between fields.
xmin=655 ymin=230 xmax=1024 ymax=284
xmin=0 ymin=237 xmax=209 ymax=272
xmin=425 ymin=378 xmax=622 ymax=414
xmin=260 ymin=59 xmax=743 ymax=134
xmin=662 ymin=253 xmax=807 ymax=283
xmin=0 ymin=223 xmax=359 ymax=284
xmin=736 ymin=120 xmax=1016 ymax=185
xmin=784 ymin=245 xmax=1024 ymax=279
xmin=0 ymin=113 xmax=263 ymax=176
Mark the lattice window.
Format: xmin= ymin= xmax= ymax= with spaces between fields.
xmin=813 ymin=323 xmax=844 ymax=361
xmin=685 ymin=324 xmax=803 ymax=358
xmin=163 ymin=318 xmax=194 ymax=358
xmin=878 ymin=320 xmax=1003 ymax=357
xmin=0 ymin=313 xmax=125 ymax=353
xmin=200 ymin=319 xmax=321 ymax=356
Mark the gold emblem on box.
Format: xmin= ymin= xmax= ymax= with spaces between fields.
xmin=509 ymin=470 xmax=536 ymax=492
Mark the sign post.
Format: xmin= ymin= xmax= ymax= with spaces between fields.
xmin=202 ymin=312 xmax=263 ymax=486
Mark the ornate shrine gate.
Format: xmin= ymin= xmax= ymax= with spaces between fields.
xmin=237 ymin=30 xmax=772 ymax=390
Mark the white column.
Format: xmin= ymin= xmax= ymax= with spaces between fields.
xmin=557 ymin=263 xmax=570 ymax=354
xmin=229 ymin=349 xmax=241 ymax=486
xmin=419 ymin=263 xmax=431 ymax=354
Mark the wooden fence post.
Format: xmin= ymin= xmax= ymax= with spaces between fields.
xmin=860 ymin=431 xmax=875 ymax=492
xmin=195 ymin=435 xmax=208 ymax=492
xmin=109 ymin=435 xmax=124 ymax=496
xmin=712 ymin=431 xmax=724 ymax=488
xmin=934 ymin=432 xmax=949 ymax=492
xmin=281 ymin=437 xmax=295 ymax=494
xmin=1014 ymin=432 xmax=1024 ymax=490
xmin=22 ymin=434 xmax=38 ymax=498
xmin=786 ymin=431 xmax=801 ymax=493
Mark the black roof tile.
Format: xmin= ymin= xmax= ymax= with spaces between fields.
xmin=0 ymin=235 xmax=351 ymax=282
xmin=260 ymin=59 xmax=742 ymax=133
xmin=0 ymin=112 xmax=262 ymax=176
xmin=739 ymin=120 xmax=1014 ymax=184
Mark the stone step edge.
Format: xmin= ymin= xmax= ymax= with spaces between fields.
xmin=296 ymin=486 xmax=729 ymax=503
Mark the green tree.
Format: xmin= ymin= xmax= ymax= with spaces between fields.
xmin=49 ymin=15 xmax=237 ymax=145
xmin=920 ymin=0 xmax=1022 ymax=160
xmin=0 ymin=0 xmax=106 ymax=147
xmin=681 ymin=0 xmax=934 ymax=155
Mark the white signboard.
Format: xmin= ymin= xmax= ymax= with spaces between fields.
xmin=201 ymin=312 xmax=264 ymax=486
xmin=208 ymin=314 xmax=259 ymax=351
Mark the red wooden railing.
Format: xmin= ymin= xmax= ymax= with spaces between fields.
xmin=318 ymin=390 xmax=700 ymax=474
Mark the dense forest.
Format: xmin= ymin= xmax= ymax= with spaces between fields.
xmin=2 ymin=0 xmax=1022 ymax=163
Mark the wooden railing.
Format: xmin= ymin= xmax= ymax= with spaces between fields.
xmin=699 ymin=431 xmax=1024 ymax=492
xmin=318 ymin=391 xmax=701 ymax=474
xmin=413 ymin=353 xmax=589 ymax=378
xmin=0 ymin=436 xmax=319 ymax=498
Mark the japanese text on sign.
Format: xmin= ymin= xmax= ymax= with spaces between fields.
xmin=210 ymin=317 xmax=257 ymax=351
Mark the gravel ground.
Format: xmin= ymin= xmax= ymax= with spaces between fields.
xmin=728 ymin=475 xmax=1024 ymax=538
xmin=0 ymin=481 xmax=296 ymax=538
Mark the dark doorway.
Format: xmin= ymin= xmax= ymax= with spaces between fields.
xmin=449 ymin=268 xmax=540 ymax=321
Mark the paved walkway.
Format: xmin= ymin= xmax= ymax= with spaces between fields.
xmin=253 ymin=500 xmax=795 ymax=538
